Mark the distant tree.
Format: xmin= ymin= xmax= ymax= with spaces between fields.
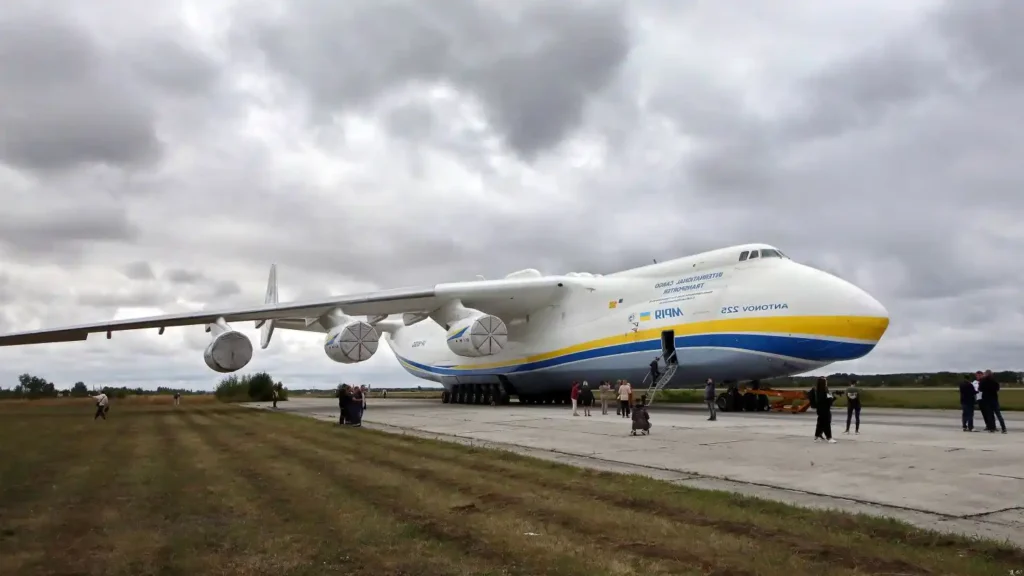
xmin=17 ymin=373 xmax=57 ymax=399
xmin=247 ymin=372 xmax=276 ymax=401
xmin=71 ymin=381 xmax=89 ymax=397
xmin=213 ymin=372 xmax=287 ymax=403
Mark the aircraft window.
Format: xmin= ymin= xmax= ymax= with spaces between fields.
xmin=761 ymin=249 xmax=780 ymax=258
xmin=748 ymin=250 xmax=759 ymax=259
xmin=738 ymin=251 xmax=749 ymax=261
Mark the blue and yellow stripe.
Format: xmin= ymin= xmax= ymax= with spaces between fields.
xmin=395 ymin=315 xmax=888 ymax=377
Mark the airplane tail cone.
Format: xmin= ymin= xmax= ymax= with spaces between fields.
xmin=259 ymin=264 xmax=277 ymax=349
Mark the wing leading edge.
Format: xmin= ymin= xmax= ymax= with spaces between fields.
xmin=0 ymin=274 xmax=572 ymax=347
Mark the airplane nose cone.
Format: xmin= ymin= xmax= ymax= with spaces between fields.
xmin=823 ymin=272 xmax=890 ymax=344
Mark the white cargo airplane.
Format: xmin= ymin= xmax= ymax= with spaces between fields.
xmin=0 ymin=243 xmax=889 ymax=406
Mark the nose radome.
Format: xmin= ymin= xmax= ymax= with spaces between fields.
xmin=818 ymin=270 xmax=890 ymax=342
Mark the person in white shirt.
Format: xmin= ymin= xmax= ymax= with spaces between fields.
xmin=618 ymin=381 xmax=632 ymax=418
xmin=92 ymin=393 xmax=109 ymax=420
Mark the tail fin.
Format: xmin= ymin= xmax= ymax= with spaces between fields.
xmin=256 ymin=264 xmax=278 ymax=349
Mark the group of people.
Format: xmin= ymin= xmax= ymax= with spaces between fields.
xmin=804 ymin=376 xmax=864 ymax=443
xmin=959 ymin=370 xmax=1008 ymax=433
xmin=338 ymin=383 xmax=368 ymax=427
xmin=567 ymin=380 xmax=652 ymax=434
xmin=567 ymin=380 xmax=643 ymax=417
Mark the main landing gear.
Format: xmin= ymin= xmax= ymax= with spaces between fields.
xmin=715 ymin=380 xmax=767 ymax=413
xmin=715 ymin=380 xmax=807 ymax=413
xmin=516 ymin=392 xmax=572 ymax=406
xmin=441 ymin=383 xmax=512 ymax=406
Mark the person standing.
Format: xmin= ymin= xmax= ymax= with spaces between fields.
xmin=979 ymin=370 xmax=1007 ymax=434
xmin=173 ymin=391 xmax=181 ymax=407
xmin=958 ymin=375 xmax=976 ymax=432
xmin=844 ymin=379 xmax=861 ymax=434
xmin=338 ymin=384 xmax=349 ymax=425
xmin=618 ymin=380 xmax=632 ymax=418
xmin=813 ymin=377 xmax=836 ymax=443
xmin=972 ymin=371 xmax=994 ymax=431
xmin=570 ymin=381 xmax=581 ymax=416
xmin=351 ymin=385 xmax=364 ymax=427
xmin=579 ymin=381 xmax=594 ymax=416
xmin=360 ymin=385 xmax=368 ymax=413
xmin=704 ymin=378 xmax=717 ymax=421
xmin=599 ymin=381 xmax=611 ymax=415
xmin=92 ymin=392 xmax=109 ymax=420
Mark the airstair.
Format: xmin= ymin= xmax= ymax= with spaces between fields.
xmin=642 ymin=351 xmax=678 ymax=406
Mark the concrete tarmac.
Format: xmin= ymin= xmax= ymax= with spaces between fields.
xmin=246 ymin=397 xmax=1024 ymax=547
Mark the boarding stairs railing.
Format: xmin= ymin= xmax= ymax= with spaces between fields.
xmin=643 ymin=351 xmax=678 ymax=406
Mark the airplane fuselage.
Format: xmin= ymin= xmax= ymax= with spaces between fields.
xmin=385 ymin=244 xmax=889 ymax=397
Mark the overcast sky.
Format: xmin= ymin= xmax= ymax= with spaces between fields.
xmin=1 ymin=0 xmax=1021 ymax=391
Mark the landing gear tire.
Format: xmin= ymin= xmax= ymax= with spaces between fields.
xmin=441 ymin=390 xmax=450 ymax=404
xmin=716 ymin=393 xmax=729 ymax=412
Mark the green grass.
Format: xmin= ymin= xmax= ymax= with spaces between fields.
xmin=1 ymin=399 xmax=1022 ymax=575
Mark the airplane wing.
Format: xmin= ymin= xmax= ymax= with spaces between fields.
xmin=0 ymin=274 xmax=570 ymax=346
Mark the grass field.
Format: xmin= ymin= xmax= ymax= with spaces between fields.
xmin=2 ymin=400 xmax=1023 ymax=576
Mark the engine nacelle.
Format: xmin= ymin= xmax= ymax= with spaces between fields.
xmin=445 ymin=314 xmax=507 ymax=358
xmin=324 ymin=320 xmax=380 ymax=364
xmin=204 ymin=330 xmax=254 ymax=373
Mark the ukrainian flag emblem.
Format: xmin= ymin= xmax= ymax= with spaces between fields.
xmin=639 ymin=311 xmax=651 ymax=321
xmin=608 ymin=298 xmax=623 ymax=309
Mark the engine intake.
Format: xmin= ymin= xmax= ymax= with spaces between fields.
xmin=204 ymin=330 xmax=254 ymax=373
xmin=446 ymin=314 xmax=507 ymax=358
xmin=324 ymin=320 xmax=380 ymax=364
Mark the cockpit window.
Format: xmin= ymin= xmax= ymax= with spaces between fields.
xmin=738 ymin=250 xmax=749 ymax=261
xmin=748 ymin=250 xmax=759 ymax=259
xmin=760 ymin=249 xmax=781 ymax=258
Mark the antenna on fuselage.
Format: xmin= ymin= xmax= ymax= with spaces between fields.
xmin=652 ymin=258 xmax=657 ymax=264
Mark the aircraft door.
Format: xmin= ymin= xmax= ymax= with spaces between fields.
xmin=661 ymin=330 xmax=677 ymax=364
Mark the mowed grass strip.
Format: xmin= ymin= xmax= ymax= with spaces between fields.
xmin=246 ymin=407 xmax=1024 ymax=576
xmin=201 ymin=409 xmax=638 ymax=576
xmin=1 ymin=401 xmax=1021 ymax=576
xmin=184 ymin=408 xmax=507 ymax=576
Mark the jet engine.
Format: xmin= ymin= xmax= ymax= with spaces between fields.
xmin=445 ymin=313 xmax=507 ymax=358
xmin=204 ymin=328 xmax=254 ymax=373
xmin=323 ymin=320 xmax=380 ymax=364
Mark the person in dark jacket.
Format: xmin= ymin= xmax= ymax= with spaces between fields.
xmin=338 ymin=384 xmax=350 ymax=425
xmin=578 ymin=381 xmax=594 ymax=416
xmin=631 ymin=396 xmax=651 ymax=435
xmin=844 ymin=379 xmax=861 ymax=434
xmin=813 ymin=377 xmax=836 ymax=443
xmin=704 ymin=378 xmax=717 ymax=421
xmin=979 ymin=370 xmax=1007 ymax=434
xmin=958 ymin=376 xmax=976 ymax=432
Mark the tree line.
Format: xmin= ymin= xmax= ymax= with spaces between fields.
xmin=0 ymin=371 xmax=288 ymax=401
xmin=768 ymin=370 xmax=1023 ymax=388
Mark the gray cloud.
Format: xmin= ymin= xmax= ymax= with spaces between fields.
xmin=122 ymin=261 xmax=156 ymax=281
xmin=0 ymin=12 xmax=160 ymax=173
xmin=234 ymin=0 xmax=632 ymax=159
xmin=164 ymin=269 xmax=206 ymax=285
xmin=0 ymin=0 xmax=1023 ymax=391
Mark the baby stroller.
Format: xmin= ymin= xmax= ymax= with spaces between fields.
xmin=630 ymin=399 xmax=651 ymax=436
